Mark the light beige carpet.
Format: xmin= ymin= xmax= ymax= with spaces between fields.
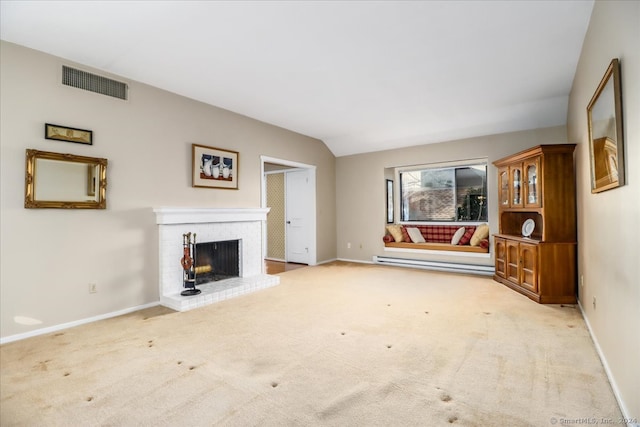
xmin=1 ymin=262 xmax=622 ymax=426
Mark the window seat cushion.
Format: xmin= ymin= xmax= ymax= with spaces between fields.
xmin=384 ymin=241 xmax=489 ymax=253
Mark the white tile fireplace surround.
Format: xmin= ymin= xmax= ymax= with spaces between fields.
xmin=153 ymin=207 xmax=280 ymax=311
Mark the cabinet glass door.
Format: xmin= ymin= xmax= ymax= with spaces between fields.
xmin=510 ymin=165 xmax=523 ymax=207
xmin=499 ymin=168 xmax=509 ymax=207
xmin=524 ymin=158 xmax=540 ymax=207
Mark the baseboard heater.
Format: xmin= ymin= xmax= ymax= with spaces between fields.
xmin=373 ymin=255 xmax=494 ymax=276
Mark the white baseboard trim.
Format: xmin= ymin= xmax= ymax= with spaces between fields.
xmin=265 ymin=257 xmax=286 ymax=262
xmin=336 ymin=258 xmax=375 ymax=264
xmin=578 ymin=300 xmax=637 ymax=427
xmin=0 ymin=301 xmax=160 ymax=345
xmin=316 ymin=258 xmax=338 ymax=265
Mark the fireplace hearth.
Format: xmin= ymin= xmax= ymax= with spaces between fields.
xmin=154 ymin=207 xmax=280 ymax=311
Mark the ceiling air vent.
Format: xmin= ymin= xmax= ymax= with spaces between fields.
xmin=62 ymin=65 xmax=128 ymax=100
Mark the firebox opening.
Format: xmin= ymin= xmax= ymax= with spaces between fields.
xmin=195 ymin=239 xmax=240 ymax=285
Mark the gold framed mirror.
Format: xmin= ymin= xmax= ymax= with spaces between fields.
xmin=587 ymin=58 xmax=625 ymax=193
xmin=25 ymin=149 xmax=108 ymax=209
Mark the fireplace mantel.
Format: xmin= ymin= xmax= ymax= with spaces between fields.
xmin=153 ymin=207 xmax=278 ymax=311
xmin=154 ymin=207 xmax=270 ymax=225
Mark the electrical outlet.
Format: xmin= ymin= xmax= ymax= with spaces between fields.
xmin=347 ymin=242 xmax=351 ymax=249
xmin=592 ymin=296 xmax=596 ymax=309
xmin=580 ymin=275 xmax=584 ymax=288
xmin=89 ymin=283 xmax=97 ymax=293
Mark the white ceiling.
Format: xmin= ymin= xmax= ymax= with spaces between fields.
xmin=0 ymin=1 xmax=594 ymax=157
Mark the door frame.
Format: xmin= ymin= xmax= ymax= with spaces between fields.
xmin=261 ymin=156 xmax=317 ymax=266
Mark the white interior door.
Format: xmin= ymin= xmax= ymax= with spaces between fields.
xmin=261 ymin=156 xmax=317 ymax=267
xmin=286 ymin=169 xmax=311 ymax=264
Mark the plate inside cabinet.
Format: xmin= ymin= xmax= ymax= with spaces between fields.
xmin=522 ymin=219 xmax=535 ymax=238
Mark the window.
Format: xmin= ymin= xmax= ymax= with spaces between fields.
xmin=399 ymin=162 xmax=487 ymax=222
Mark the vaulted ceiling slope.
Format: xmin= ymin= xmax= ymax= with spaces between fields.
xmin=0 ymin=1 xmax=594 ymax=157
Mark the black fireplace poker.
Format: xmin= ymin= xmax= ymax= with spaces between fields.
xmin=180 ymin=232 xmax=201 ymax=296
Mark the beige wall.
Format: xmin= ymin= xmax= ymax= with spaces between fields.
xmin=336 ymin=126 xmax=568 ymax=265
xmin=0 ymin=41 xmax=336 ymax=338
xmin=566 ymin=0 xmax=639 ymax=419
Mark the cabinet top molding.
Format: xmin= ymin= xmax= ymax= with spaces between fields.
xmin=493 ymin=144 xmax=576 ymax=167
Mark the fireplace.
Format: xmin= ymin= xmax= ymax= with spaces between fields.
xmin=154 ymin=207 xmax=280 ymax=311
xmin=195 ymin=239 xmax=240 ymax=285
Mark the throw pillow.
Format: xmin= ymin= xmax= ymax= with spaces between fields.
xmin=458 ymin=228 xmax=475 ymax=245
xmin=386 ymin=225 xmax=404 ymax=242
xmin=400 ymin=226 xmax=411 ymax=242
xmin=470 ymin=224 xmax=490 ymax=246
xmin=451 ymin=227 xmax=466 ymax=245
xmin=406 ymin=227 xmax=426 ymax=243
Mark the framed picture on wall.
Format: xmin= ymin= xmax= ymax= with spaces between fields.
xmin=386 ymin=179 xmax=394 ymax=223
xmin=192 ymin=144 xmax=239 ymax=189
xmin=45 ymin=123 xmax=93 ymax=145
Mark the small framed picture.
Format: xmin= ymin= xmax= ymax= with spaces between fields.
xmin=45 ymin=123 xmax=93 ymax=145
xmin=192 ymin=144 xmax=239 ymax=190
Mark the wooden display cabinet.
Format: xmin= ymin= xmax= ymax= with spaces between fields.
xmin=492 ymin=144 xmax=577 ymax=304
